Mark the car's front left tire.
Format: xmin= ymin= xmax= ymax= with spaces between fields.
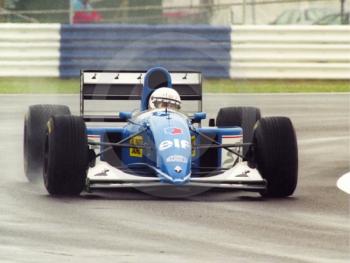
xmin=253 ymin=117 xmax=298 ymax=197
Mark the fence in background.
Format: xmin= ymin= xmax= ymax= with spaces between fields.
xmin=0 ymin=24 xmax=349 ymax=79
xmin=1 ymin=0 xmax=347 ymax=25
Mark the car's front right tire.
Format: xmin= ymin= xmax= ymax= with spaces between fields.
xmin=24 ymin=104 xmax=71 ymax=182
xmin=44 ymin=115 xmax=88 ymax=196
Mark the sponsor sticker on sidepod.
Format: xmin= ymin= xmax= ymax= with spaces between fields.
xmin=166 ymin=155 xmax=187 ymax=163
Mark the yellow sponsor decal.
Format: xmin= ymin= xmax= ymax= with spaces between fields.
xmin=191 ymin=135 xmax=196 ymax=157
xmin=130 ymin=135 xmax=143 ymax=157
xmin=253 ymin=121 xmax=259 ymax=130
xmin=47 ymin=119 xmax=52 ymax=134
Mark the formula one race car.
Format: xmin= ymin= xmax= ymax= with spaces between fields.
xmin=23 ymin=67 xmax=298 ymax=198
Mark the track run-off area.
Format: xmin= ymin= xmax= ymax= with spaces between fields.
xmin=0 ymin=93 xmax=349 ymax=262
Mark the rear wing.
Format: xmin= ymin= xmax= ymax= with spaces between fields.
xmin=80 ymin=70 xmax=202 ymax=122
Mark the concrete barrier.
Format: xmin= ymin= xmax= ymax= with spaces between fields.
xmin=0 ymin=24 xmax=60 ymax=77
xmin=59 ymin=24 xmax=231 ymax=78
xmin=0 ymin=24 xmax=349 ymax=79
xmin=230 ymin=26 xmax=350 ymax=79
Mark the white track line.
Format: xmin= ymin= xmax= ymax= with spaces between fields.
xmin=337 ymin=172 xmax=350 ymax=194
xmin=298 ymin=136 xmax=349 ymax=145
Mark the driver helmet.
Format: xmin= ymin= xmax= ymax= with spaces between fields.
xmin=148 ymin=87 xmax=181 ymax=110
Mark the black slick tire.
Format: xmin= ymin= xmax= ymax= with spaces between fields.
xmin=24 ymin=105 xmax=71 ymax=182
xmin=253 ymin=117 xmax=298 ymax=197
xmin=43 ymin=115 xmax=88 ymax=196
xmin=216 ymin=107 xmax=261 ymax=156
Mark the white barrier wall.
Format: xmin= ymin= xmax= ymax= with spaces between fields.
xmin=0 ymin=24 xmax=349 ymax=79
xmin=230 ymin=26 xmax=350 ymax=79
xmin=0 ymin=24 xmax=61 ymax=77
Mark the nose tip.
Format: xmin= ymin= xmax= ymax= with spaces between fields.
xmin=172 ymin=177 xmax=188 ymax=185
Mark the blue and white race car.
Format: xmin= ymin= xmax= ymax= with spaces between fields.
xmin=24 ymin=67 xmax=298 ymax=198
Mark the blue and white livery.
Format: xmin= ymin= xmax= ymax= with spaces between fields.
xmin=82 ymin=67 xmax=266 ymax=197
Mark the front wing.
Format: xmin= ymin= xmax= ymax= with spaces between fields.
xmin=86 ymin=161 xmax=267 ymax=193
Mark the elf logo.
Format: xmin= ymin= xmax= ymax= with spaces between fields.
xmin=159 ymin=139 xmax=190 ymax=151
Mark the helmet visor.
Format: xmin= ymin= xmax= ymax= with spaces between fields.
xmin=152 ymin=97 xmax=181 ymax=110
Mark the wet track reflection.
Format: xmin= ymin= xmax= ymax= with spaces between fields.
xmin=0 ymin=93 xmax=349 ymax=262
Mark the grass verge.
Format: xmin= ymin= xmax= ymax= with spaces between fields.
xmin=204 ymin=79 xmax=350 ymax=93
xmin=0 ymin=78 xmax=349 ymax=93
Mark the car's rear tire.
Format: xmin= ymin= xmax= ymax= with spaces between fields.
xmin=44 ymin=115 xmax=88 ymax=196
xmin=24 ymin=105 xmax=71 ymax=182
xmin=253 ymin=117 xmax=298 ymax=197
xmin=216 ymin=107 xmax=261 ymax=156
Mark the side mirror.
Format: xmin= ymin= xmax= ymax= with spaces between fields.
xmin=119 ymin=111 xmax=132 ymax=120
xmin=193 ymin=112 xmax=206 ymax=123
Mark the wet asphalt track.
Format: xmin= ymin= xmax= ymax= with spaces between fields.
xmin=0 ymin=93 xmax=349 ymax=263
